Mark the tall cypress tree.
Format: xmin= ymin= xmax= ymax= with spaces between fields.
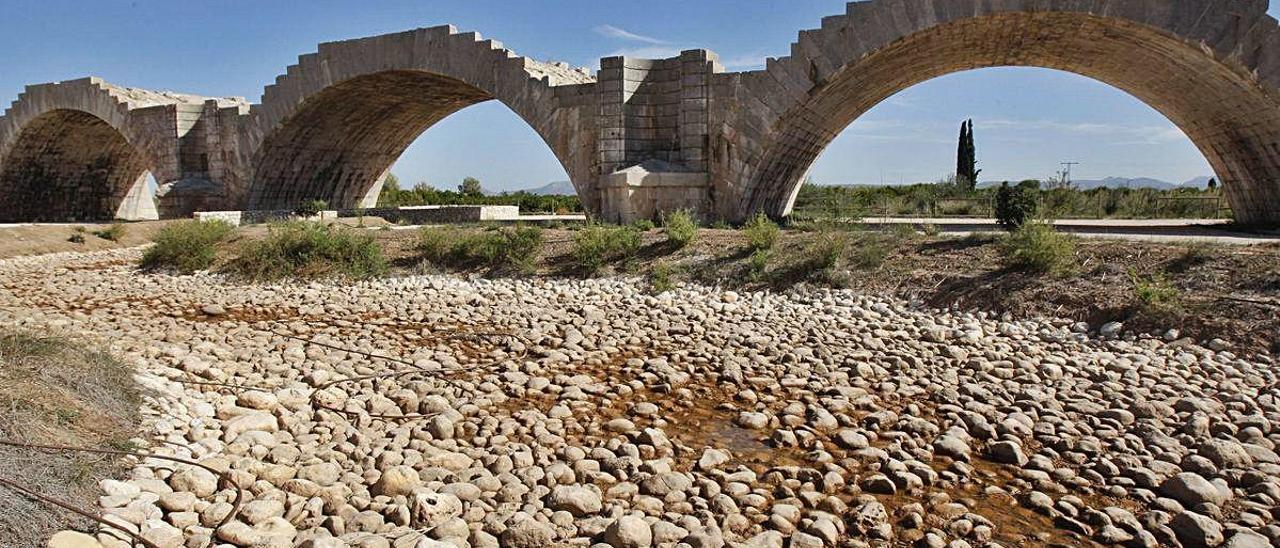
xmin=956 ymin=119 xmax=979 ymax=191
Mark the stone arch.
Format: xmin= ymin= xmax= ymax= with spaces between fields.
xmin=721 ymin=0 xmax=1280 ymax=224
xmin=0 ymin=78 xmax=160 ymax=222
xmin=241 ymin=26 xmax=597 ymax=211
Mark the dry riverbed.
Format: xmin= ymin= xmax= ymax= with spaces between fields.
xmin=2 ymin=247 xmax=1278 ymax=548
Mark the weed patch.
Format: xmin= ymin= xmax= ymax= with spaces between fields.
xmin=139 ymin=220 xmax=236 ymax=274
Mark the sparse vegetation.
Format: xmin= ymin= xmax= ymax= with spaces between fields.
xmin=663 ymin=209 xmax=699 ymax=248
xmin=748 ymin=249 xmax=770 ymax=281
xmin=632 ymin=219 xmax=656 ymax=231
xmin=743 ymin=212 xmax=780 ymax=251
xmin=1000 ymin=222 xmax=1077 ymax=276
xmin=67 ymin=228 xmax=86 ymax=244
xmin=889 ymin=223 xmax=918 ymax=241
xmin=995 ymin=181 xmax=1039 ymax=230
xmin=650 ymin=261 xmax=677 ymax=293
xmin=1131 ymin=270 xmax=1181 ymax=308
xmin=806 ymin=230 xmax=849 ymax=272
xmin=226 ymin=221 xmax=386 ymax=281
xmin=849 ymin=236 xmax=889 ymax=270
xmin=419 ymin=226 xmax=544 ymax=273
xmin=0 ymin=330 xmax=141 ymax=547
xmin=571 ymin=225 xmax=642 ymax=275
xmin=139 ymin=220 xmax=236 ymax=274
xmin=294 ymin=199 xmax=329 ymax=218
xmin=792 ymin=181 xmax=1226 ymax=221
xmin=378 ymin=176 xmax=583 ymax=213
xmin=91 ymin=223 xmax=127 ymax=242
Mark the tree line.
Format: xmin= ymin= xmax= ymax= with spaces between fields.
xmin=376 ymin=175 xmax=583 ymax=214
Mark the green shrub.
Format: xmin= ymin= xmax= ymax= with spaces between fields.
xmin=139 ymin=220 xmax=236 ymax=274
xmin=806 ymin=230 xmax=849 ymax=271
xmin=571 ymin=225 xmax=642 ymax=275
xmin=294 ymin=199 xmax=329 ymax=217
xmin=663 ymin=209 xmax=699 ymax=248
xmin=650 ymin=262 xmax=677 ymax=293
xmin=743 ymin=212 xmax=780 ymax=251
xmin=708 ymin=220 xmax=733 ymax=230
xmin=995 ymin=182 xmax=1038 ymax=230
xmin=922 ymin=223 xmax=941 ymax=237
xmin=92 ymin=223 xmax=127 ymax=242
xmin=632 ymin=219 xmax=656 ymax=231
xmin=1000 ymin=222 xmax=1076 ymax=276
xmin=889 ymin=223 xmax=917 ymax=241
xmin=1131 ymin=270 xmax=1181 ymax=308
xmin=748 ymin=249 xmax=770 ymax=281
xmin=420 ymin=227 xmax=544 ymax=273
xmin=850 ymin=236 xmax=888 ymax=270
xmin=227 ymin=222 xmax=386 ymax=281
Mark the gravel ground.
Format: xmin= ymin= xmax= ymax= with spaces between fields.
xmin=4 ymin=247 xmax=1278 ymax=548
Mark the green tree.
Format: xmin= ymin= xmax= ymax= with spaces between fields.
xmin=995 ymin=181 xmax=1038 ymax=230
xmin=377 ymin=173 xmax=401 ymax=207
xmin=459 ymin=177 xmax=484 ymax=197
xmin=955 ymin=119 xmax=980 ymax=192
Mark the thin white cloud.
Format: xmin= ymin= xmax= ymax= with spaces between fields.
xmin=718 ymin=54 xmax=767 ymax=70
xmin=594 ymin=25 xmax=668 ymax=45
xmin=607 ymin=46 xmax=685 ymax=60
xmin=979 ymin=118 xmax=1188 ymax=144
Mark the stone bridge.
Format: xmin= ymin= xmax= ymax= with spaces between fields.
xmin=4 ymin=0 xmax=1280 ymax=225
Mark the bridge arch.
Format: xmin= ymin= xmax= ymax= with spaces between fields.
xmin=242 ymin=26 xmax=597 ymax=211
xmin=0 ymin=79 xmax=159 ymax=222
xmin=724 ymin=0 xmax=1280 ymax=224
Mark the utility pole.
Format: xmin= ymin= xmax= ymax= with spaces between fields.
xmin=1060 ymin=162 xmax=1080 ymax=187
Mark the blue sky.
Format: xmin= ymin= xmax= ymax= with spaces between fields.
xmin=3 ymin=0 xmax=1273 ymax=191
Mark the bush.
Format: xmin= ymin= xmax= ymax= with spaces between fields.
xmin=850 ymin=236 xmax=888 ymax=270
xmin=889 ymin=223 xmax=917 ymax=241
xmin=418 ymin=228 xmax=455 ymax=264
xmin=92 ymin=223 xmax=127 ymax=242
xmin=743 ymin=212 xmax=780 ymax=251
xmin=650 ymin=262 xmax=677 ymax=293
xmin=571 ymin=225 xmax=642 ymax=275
xmin=748 ymin=249 xmax=770 ymax=281
xmin=139 ymin=220 xmax=236 ymax=274
xmin=1131 ymin=270 xmax=1181 ymax=308
xmin=632 ymin=219 xmax=656 ymax=231
xmin=1000 ymin=222 xmax=1076 ymax=276
xmin=419 ymin=226 xmax=544 ymax=273
xmin=227 ymin=222 xmax=386 ymax=281
xmin=995 ymin=182 xmax=1038 ymax=230
xmin=922 ymin=223 xmax=941 ymax=237
xmin=294 ymin=199 xmax=329 ymax=217
xmin=663 ymin=209 xmax=699 ymax=248
xmin=806 ymin=230 xmax=849 ymax=271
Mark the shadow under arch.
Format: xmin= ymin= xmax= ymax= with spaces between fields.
xmin=739 ymin=10 xmax=1280 ymax=224
xmin=0 ymin=109 xmax=153 ymax=222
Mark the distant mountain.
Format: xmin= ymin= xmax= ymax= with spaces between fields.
xmin=1181 ymin=176 xmax=1214 ymax=189
xmin=522 ymin=180 xmax=576 ymax=196
xmin=1070 ymin=177 xmax=1177 ymax=190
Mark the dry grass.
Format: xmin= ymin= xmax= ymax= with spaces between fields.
xmin=0 ymin=330 xmax=141 ymax=547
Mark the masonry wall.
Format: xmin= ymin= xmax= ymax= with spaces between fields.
xmin=595 ymin=51 xmax=720 ymax=176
